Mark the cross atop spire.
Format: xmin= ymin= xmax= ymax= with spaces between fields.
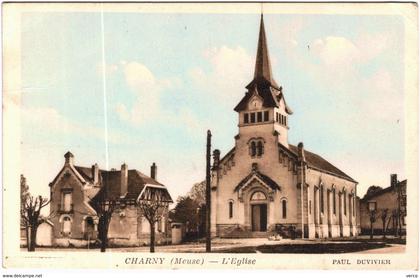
xmin=253 ymin=14 xmax=276 ymax=87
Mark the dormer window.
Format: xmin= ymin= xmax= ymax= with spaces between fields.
xmin=249 ymin=138 xmax=264 ymax=157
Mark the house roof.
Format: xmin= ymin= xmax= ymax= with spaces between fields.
xmin=287 ymin=144 xmax=356 ymax=183
xmin=234 ymin=169 xmax=281 ymax=192
xmin=48 ymin=164 xmax=172 ymax=204
xmin=362 ymin=180 xmax=407 ymax=201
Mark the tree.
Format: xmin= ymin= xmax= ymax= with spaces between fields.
xmin=90 ymin=197 xmax=118 ymax=252
xmin=364 ymin=186 xmax=383 ymax=199
xmin=369 ymin=209 xmax=377 ymax=240
xmin=380 ymin=209 xmax=389 ymax=239
xmin=170 ymin=196 xmax=201 ymax=236
xmin=188 ymin=181 xmax=205 ymax=206
xmin=138 ymin=187 xmax=172 ymax=253
xmin=20 ymin=189 xmax=51 ymax=251
xmin=20 ymin=175 xmax=30 ymax=245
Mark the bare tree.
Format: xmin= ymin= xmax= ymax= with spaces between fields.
xmin=138 ymin=187 xmax=172 ymax=253
xmin=380 ymin=208 xmax=389 ymax=239
xmin=369 ymin=209 xmax=376 ymax=240
xmin=21 ymin=194 xmax=50 ymax=251
xmin=20 ymin=175 xmax=30 ymax=247
xmin=90 ymin=198 xmax=118 ymax=252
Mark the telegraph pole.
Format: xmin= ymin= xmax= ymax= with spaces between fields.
xmin=206 ymin=130 xmax=212 ymax=252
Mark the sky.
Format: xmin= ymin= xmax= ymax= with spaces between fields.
xmin=17 ymin=11 xmax=405 ymax=201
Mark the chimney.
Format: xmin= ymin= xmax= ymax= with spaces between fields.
xmin=92 ymin=163 xmax=99 ymax=185
xmin=151 ymin=163 xmax=157 ymax=180
xmin=298 ymin=142 xmax=306 ymax=162
xmin=120 ymin=163 xmax=128 ymax=197
xmin=64 ymin=151 xmax=74 ymax=165
xmin=212 ymin=149 xmax=220 ymax=169
xmin=391 ymin=174 xmax=397 ymax=187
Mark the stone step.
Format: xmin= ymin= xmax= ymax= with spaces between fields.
xmin=250 ymin=232 xmax=269 ymax=238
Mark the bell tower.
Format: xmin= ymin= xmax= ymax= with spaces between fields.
xmin=234 ymin=14 xmax=293 ymax=147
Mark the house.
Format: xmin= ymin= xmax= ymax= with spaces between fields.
xmin=210 ymin=15 xmax=359 ymax=239
xmin=359 ymin=174 xmax=407 ymax=235
xmin=48 ymin=151 xmax=172 ymax=247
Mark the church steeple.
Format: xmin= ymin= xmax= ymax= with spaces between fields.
xmin=253 ymin=14 xmax=275 ymax=86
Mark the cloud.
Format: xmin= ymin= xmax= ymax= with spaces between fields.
xmin=189 ymin=45 xmax=254 ymax=105
xmin=312 ymin=36 xmax=359 ymax=67
xmin=20 ymin=105 xmax=126 ymax=144
xmin=114 ymin=61 xmax=204 ymax=136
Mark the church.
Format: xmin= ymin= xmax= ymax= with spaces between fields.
xmin=210 ymin=15 xmax=359 ymax=239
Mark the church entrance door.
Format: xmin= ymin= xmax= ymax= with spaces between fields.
xmin=251 ymin=204 xmax=267 ymax=231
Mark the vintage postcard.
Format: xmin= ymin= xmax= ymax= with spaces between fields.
xmin=2 ymin=2 xmax=419 ymax=271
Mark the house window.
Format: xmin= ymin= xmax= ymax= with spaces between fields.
xmin=257 ymin=112 xmax=262 ymax=122
xmin=333 ymin=188 xmax=336 ymax=214
xmin=282 ymin=200 xmax=287 ymax=218
xmin=62 ymin=191 xmax=73 ymax=212
xmin=263 ymin=111 xmax=269 ymax=121
xmin=320 ymin=185 xmax=324 ymax=213
xmin=250 ymin=113 xmax=256 ymax=123
xmin=228 ymin=201 xmax=233 ymax=218
xmin=62 ymin=216 xmax=72 ymax=235
xmin=368 ymin=201 xmax=377 ymax=211
xmin=244 ymin=113 xmax=249 ymax=124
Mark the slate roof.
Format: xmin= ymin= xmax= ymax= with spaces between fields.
xmin=70 ymin=166 xmax=172 ymax=203
xmin=234 ymin=15 xmax=292 ymax=114
xmin=219 ymin=144 xmax=356 ymax=184
xmin=287 ymin=144 xmax=356 ymax=183
xmin=234 ymin=170 xmax=281 ymax=192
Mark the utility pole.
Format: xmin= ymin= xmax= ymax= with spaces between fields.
xmin=391 ymin=174 xmax=401 ymax=238
xmin=206 ymin=130 xmax=212 ymax=252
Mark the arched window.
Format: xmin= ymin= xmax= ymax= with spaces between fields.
xmin=257 ymin=141 xmax=264 ymax=156
xmin=249 ymin=139 xmax=264 ymax=158
xmin=251 ymin=141 xmax=257 ymax=157
xmin=282 ymin=199 xmax=287 ymax=219
xmin=320 ymin=185 xmax=324 ymax=213
xmin=250 ymin=191 xmax=267 ymax=201
xmin=344 ymin=191 xmax=347 ymax=215
xmin=62 ymin=216 xmax=72 ymax=235
xmin=333 ymin=188 xmax=336 ymax=215
xmin=228 ymin=200 xmax=234 ymax=218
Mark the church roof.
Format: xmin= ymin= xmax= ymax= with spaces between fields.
xmin=287 ymin=144 xmax=357 ymax=183
xmin=220 ymin=145 xmax=356 ymax=183
xmin=234 ymin=169 xmax=281 ymax=192
xmin=251 ymin=14 xmax=277 ymax=88
xmin=234 ymin=15 xmax=292 ymax=114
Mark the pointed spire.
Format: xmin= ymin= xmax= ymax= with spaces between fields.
xmin=254 ymin=14 xmax=274 ymax=85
